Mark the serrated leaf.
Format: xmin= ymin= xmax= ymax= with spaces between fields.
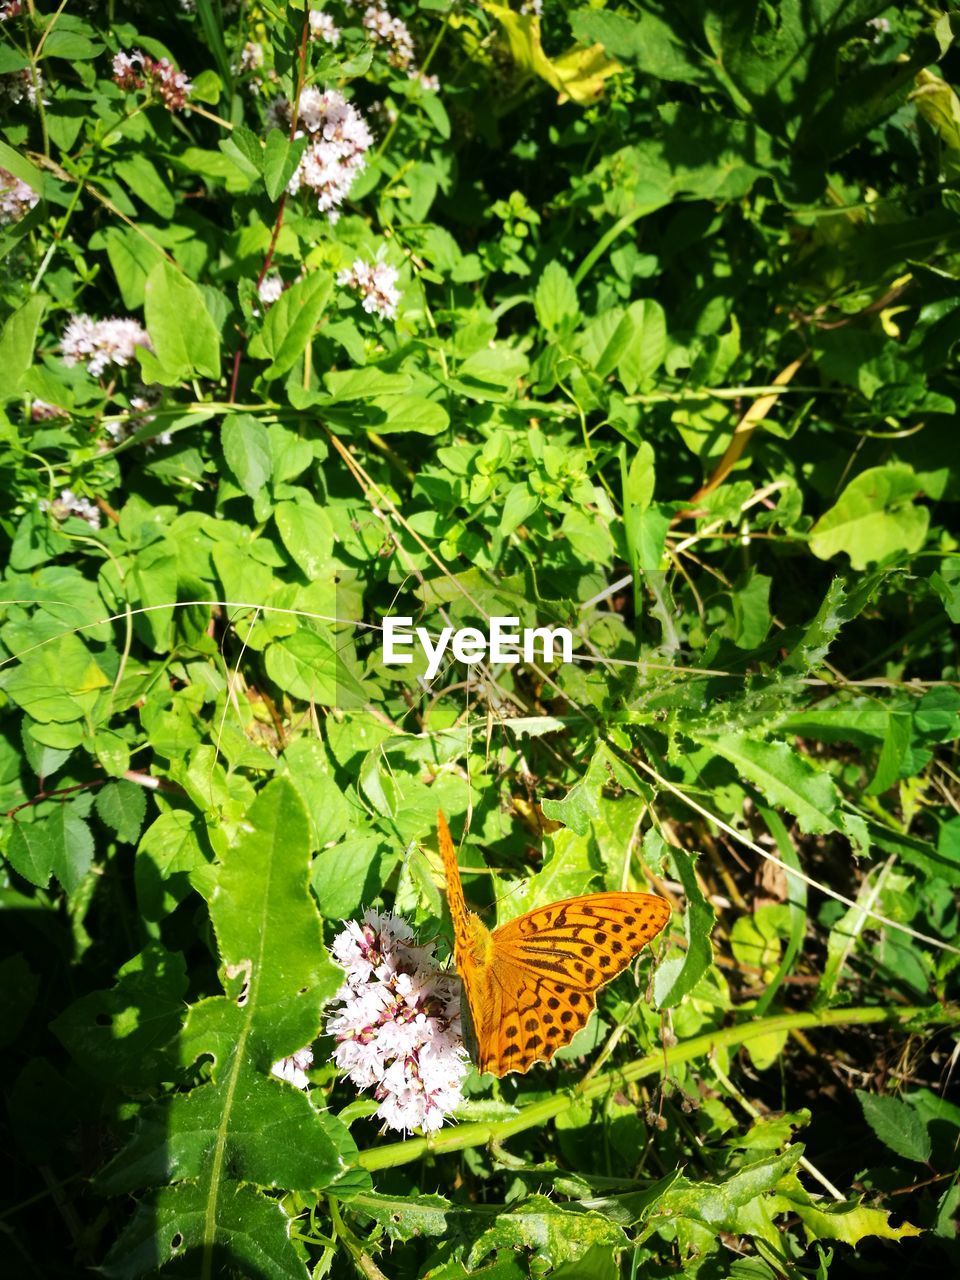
xmin=101 ymin=1182 xmax=308 ymax=1280
xmin=5 ymin=820 xmax=55 ymax=888
xmin=856 ymin=1090 xmax=932 ymax=1163
xmin=467 ymin=1194 xmax=626 ymax=1268
xmin=46 ymin=803 xmax=94 ymax=896
xmin=95 ymin=781 xmax=147 ymax=844
xmin=650 ymin=832 xmax=714 ymax=1008
xmin=697 ymin=735 xmax=840 ymax=835
xmin=100 ymin=781 xmax=366 ymax=1275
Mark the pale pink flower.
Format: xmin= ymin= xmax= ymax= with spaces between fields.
xmin=30 ymin=399 xmax=66 ymax=421
xmin=337 ymin=257 xmax=400 ymax=320
xmin=363 ymin=5 xmax=415 ymax=71
xmin=327 ymin=909 xmax=469 ymax=1133
xmin=257 ymin=271 xmax=285 ymax=306
xmin=0 ymin=167 xmax=38 ymax=223
xmin=40 ymin=489 xmax=101 ymax=529
xmin=287 ymin=89 xmax=372 ymax=217
xmin=61 ymin=314 xmax=152 ymax=377
xmin=309 ymin=11 xmax=340 ymax=45
xmin=271 ymin=1046 xmax=315 ymax=1090
xmin=239 ymin=41 xmax=264 ymax=73
xmin=112 ymin=48 xmax=191 ymax=111
xmin=0 ymin=1 xmax=23 ymax=21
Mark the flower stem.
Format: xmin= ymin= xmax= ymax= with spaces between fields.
xmin=354 ymin=1003 xmax=955 ymax=1172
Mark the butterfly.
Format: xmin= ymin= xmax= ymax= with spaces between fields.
xmin=438 ymin=811 xmax=671 ymax=1077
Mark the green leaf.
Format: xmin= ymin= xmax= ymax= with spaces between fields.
xmin=222 ymin=414 xmax=273 ymax=499
xmin=275 ymin=501 xmax=334 ymax=578
xmin=372 ymin=394 xmax=450 ymax=436
xmin=46 ymin=803 xmax=95 ymax=896
xmin=697 ymin=735 xmax=840 ymax=835
xmin=100 ymin=227 xmax=166 ymax=310
xmin=101 ymin=1182 xmax=307 ymax=1280
xmin=136 ymin=809 xmax=210 ymax=921
xmin=856 ymin=1090 xmax=932 ymax=1164
xmin=730 ymin=570 xmax=771 ymax=649
xmin=51 ymin=946 xmax=187 ymax=1088
xmin=1 ymin=634 xmax=109 ymax=723
xmin=95 ymin=781 xmax=148 ymax=844
xmin=281 ymin=738 xmax=350 ymax=851
xmin=781 ymin=575 xmax=881 ymax=675
xmin=810 ymin=465 xmax=930 ymax=569
xmin=649 ymin=832 xmax=714 ymax=1009
xmin=500 ymin=483 xmax=539 ymax=535
xmin=262 ymin=129 xmax=307 ymax=201
xmin=534 ymin=261 xmax=579 ymax=331
xmin=113 ymin=156 xmax=175 ymax=220
xmin=265 ymin=630 xmax=366 ymax=707
xmin=622 ymin=441 xmax=655 ymax=582
xmin=99 ymin=781 xmax=365 ymax=1273
xmin=312 ymin=833 xmax=396 ymax=919
xmin=5 ymin=820 xmax=55 ymax=888
xmin=140 ymin=261 xmax=221 ymax=384
xmin=248 ymin=272 xmax=332 ymax=379
xmin=503 ymin=826 xmax=599 ymax=921
xmin=570 ymin=8 xmax=703 ymax=84
xmin=0 ymin=295 xmax=45 ymax=402
xmin=467 ymin=1194 xmax=626 ymax=1269
xmin=195 ymin=0 xmax=234 ymax=90
xmin=616 ymin=298 xmax=667 ymax=392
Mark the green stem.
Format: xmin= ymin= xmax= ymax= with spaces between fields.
xmin=355 ymin=1004 xmax=954 ymax=1172
xmin=573 ymin=205 xmax=649 ymax=287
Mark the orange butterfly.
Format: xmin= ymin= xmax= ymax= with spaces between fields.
xmin=438 ymin=811 xmax=670 ymax=1076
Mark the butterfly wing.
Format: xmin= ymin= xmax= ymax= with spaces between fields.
xmin=482 ymin=892 xmax=671 ymax=1076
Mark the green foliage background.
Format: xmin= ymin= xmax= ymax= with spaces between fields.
xmin=1 ymin=1 xmax=959 ymax=1277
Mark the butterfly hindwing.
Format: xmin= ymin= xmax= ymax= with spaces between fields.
xmin=480 ymin=957 xmax=602 ymax=1076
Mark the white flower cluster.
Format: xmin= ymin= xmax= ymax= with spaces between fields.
xmin=61 ymin=314 xmax=152 ymax=377
xmin=1 ymin=68 xmax=41 ymax=107
xmin=0 ymin=1 xmax=23 ymax=21
xmin=271 ymin=1046 xmax=315 ymax=1090
xmin=240 ymin=41 xmax=264 ymax=72
xmin=257 ymin=271 xmax=285 ymax=306
xmin=40 ymin=489 xmax=101 ymax=529
xmin=309 ymin=10 xmax=340 ymax=45
xmin=286 ymin=87 xmax=373 ymax=217
xmin=363 ymin=5 xmax=415 ymax=71
xmin=112 ymin=49 xmax=192 ymax=111
xmin=337 ymin=257 xmax=400 ymax=320
xmin=0 ymin=167 xmax=38 ymax=224
xmin=30 ymin=399 xmax=67 ymax=421
xmin=327 ymin=909 xmax=469 ymax=1133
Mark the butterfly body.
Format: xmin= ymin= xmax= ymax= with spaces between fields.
xmin=438 ymin=811 xmax=670 ymax=1077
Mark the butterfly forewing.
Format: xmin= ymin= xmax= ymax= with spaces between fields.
xmin=493 ymin=893 xmax=672 ymax=990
